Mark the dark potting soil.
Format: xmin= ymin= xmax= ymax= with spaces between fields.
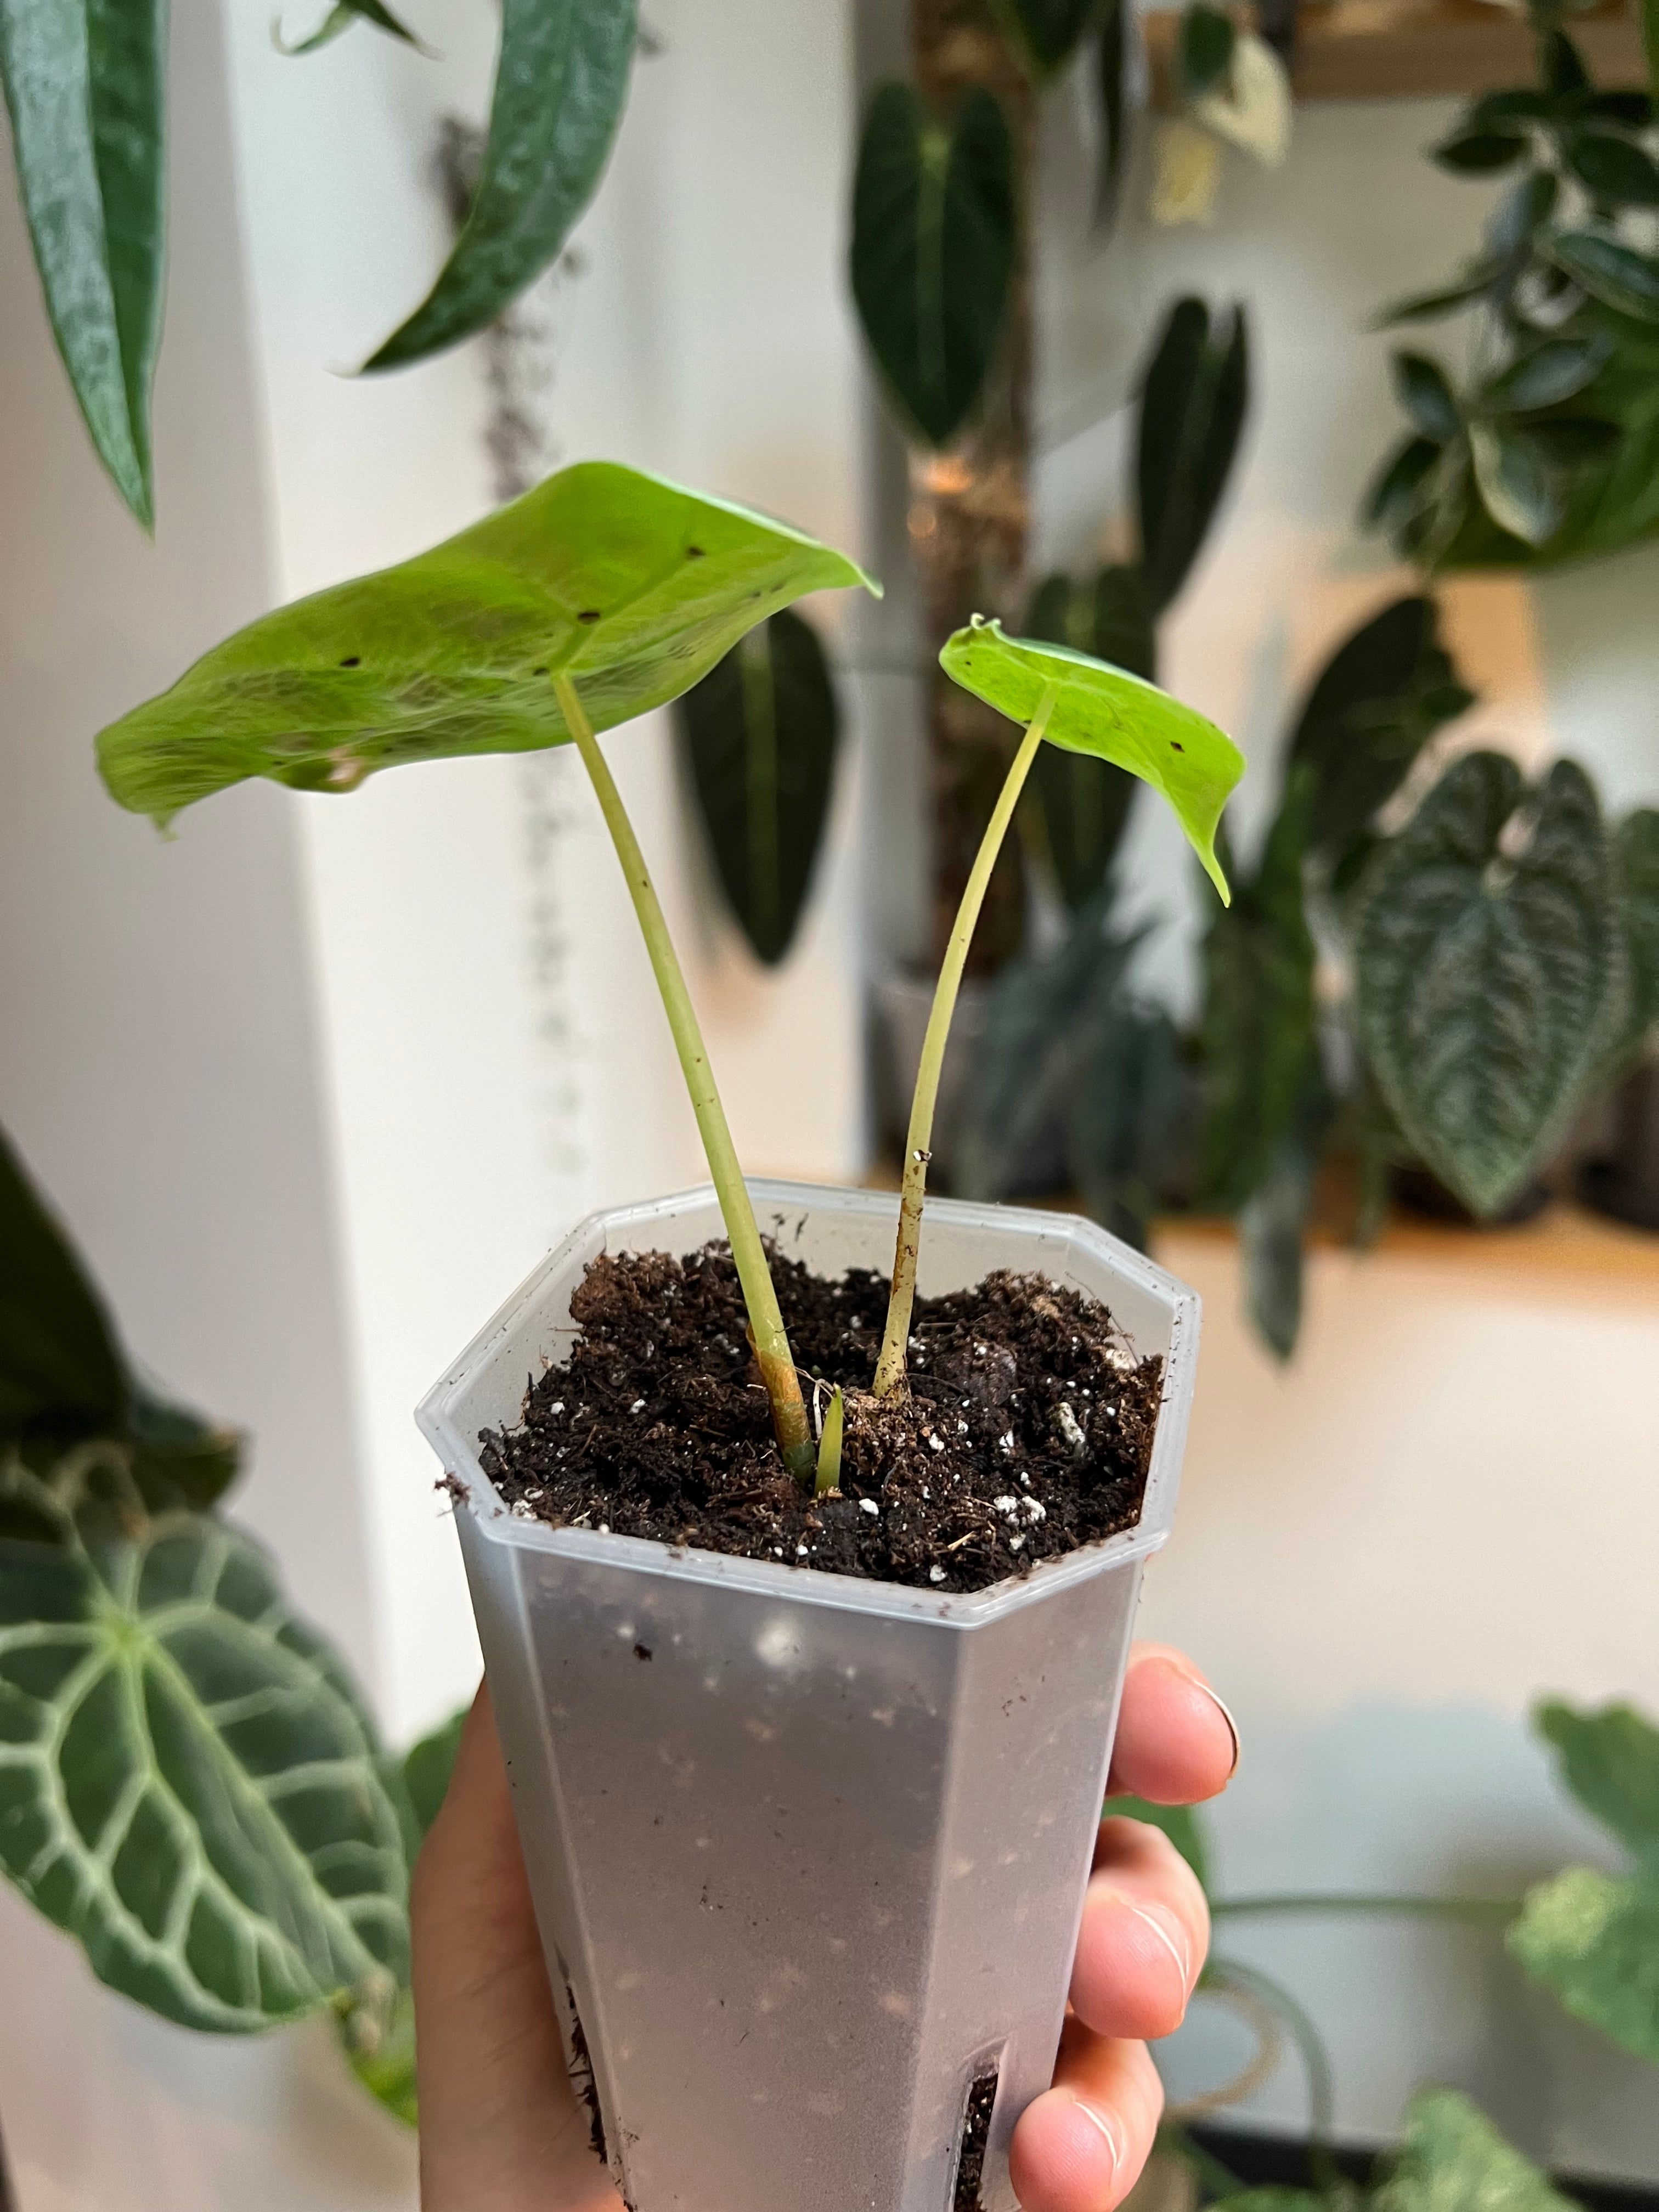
xmin=478 ymin=1243 xmax=1163 ymax=1595
xmin=953 ymin=2070 xmax=998 ymax=2212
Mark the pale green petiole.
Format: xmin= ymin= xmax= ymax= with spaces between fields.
xmin=872 ymin=684 xmax=1059 ymax=1399
xmin=815 ymin=1386 xmax=844 ymax=1494
xmin=554 ymin=674 xmax=816 ymax=1482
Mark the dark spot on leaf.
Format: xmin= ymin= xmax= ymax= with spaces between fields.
xmin=686 ymin=545 xmax=705 ymax=559
xmin=634 ymin=1643 xmax=653 ymax=1662
xmin=1170 ymin=741 xmax=1184 ymax=752
xmin=338 ymin=656 xmax=361 ymax=668
xmin=578 ymin=610 xmax=601 ymax=624
xmin=533 ymin=666 xmax=548 ymax=676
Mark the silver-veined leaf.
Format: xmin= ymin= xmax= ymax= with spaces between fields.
xmin=939 ymin=617 xmax=1244 ymax=900
xmin=0 ymin=0 xmax=166 ymax=526
xmin=1535 ymin=1699 xmax=1659 ymax=1871
xmin=1507 ymin=1868 xmax=1659 ymax=2062
xmin=1375 ymin=2089 xmax=1581 ymax=2212
xmin=97 ymin=461 xmax=878 ymax=826
xmin=1354 ymin=754 xmax=1621 ymax=1217
xmin=365 ymin=0 xmax=637 ymax=369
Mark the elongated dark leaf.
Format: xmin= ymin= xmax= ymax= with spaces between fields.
xmin=98 ymin=462 xmax=877 ymax=825
xmin=1482 ymin=335 xmax=1610 ymax=413
xmin=1508 ymin=1869 xmax=1659 ymax=2062
xmin=1093 ymin=0 xmax=1129 ymax=230
xmin=676 ymin=609 xmax=840 ymax=966
xmin=1566 ymin=131 xmax=1659 ymax=207
xmin=1536 ymin=1700 xmax=1659 ymax=1870
xmin=1068 ymin=1001 xmax=1188 ymax=1251
xmin=1288 ymin=594 xmax=1474 ymax=861
xmin=276 ymin=0 xmax=422 ymax=55
xmin=1239 ymin=1064 xmax=1333 ymax=1361
xmin=1136 ymin=297 xmax=1250 ymax=613
xmin=1645 ymin=0 xmax=1659 ymax=105
xmin=992 ymin=0 xmax=1097 ymax=77
xmin=1181 ymin=3 xmax=1235 ymax=99
xmin=1547 ymin=231 xmax=1659 ymax=323
xmin=1363 ymin=435 xmax=1444 ymax=530
xmin=1376 ymin=2090 xmax=1581 ymax=2212
xmin=850 ymin=83 xmax=1017 ymax=449
xmin=1470 ymin=89 xmax=1555 ymax=129
xmin=1544 ymin=29 xmax=1590 ymax=95
xmin=365 ymin=0 xmax=637 ymax=370
xmin=1024 ymin=568 xmax=1152 ymax=909
xmin=1487 ymin=169 xmax=1559 ymax=258
xmin=1469 ymin=420 xmax=1565 ymax=545
xmin=1354 ymin=754 xmax=1620 ymax=1216
xmin=0 ymin=0 xmax=166 ymax=526
xmin=1374 ymin=262 xmax=1506 ymax=326
xmin=1393 ymin=352 xmax=1462 ymax=443
xmin=0 ymin=1485 xmax=407 ymax=2034
xmin=1434 ymin=130 xmax=1528 ymax=174
xmin=1616 ymin=808 xmax=1659 ymax=1055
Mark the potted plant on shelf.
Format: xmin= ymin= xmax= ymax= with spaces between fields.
xmin=92 ymin=456 xmax=1244 ymax=2212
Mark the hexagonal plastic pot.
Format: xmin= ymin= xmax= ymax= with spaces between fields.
xmin=417 ymin=1181 xmax=1199 ymax=2212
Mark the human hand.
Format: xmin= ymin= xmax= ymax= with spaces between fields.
xmin=411 ymin=1640 xmax=1236 ymax=2212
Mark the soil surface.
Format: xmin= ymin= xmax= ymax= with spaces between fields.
xmin=478 ymin=1243 xmax=1163 ymax=1596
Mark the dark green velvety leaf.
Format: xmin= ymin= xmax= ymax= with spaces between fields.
xmin=1181 ymin=3 xmax=1235 ymax=99
xmin=1589 ymin=89 xmax=1655 ymax=128
xmin=1566 ymin=130 xmax=1659 ymax=207
xmin=1363 ymin=435 xmax=1444 ymax=530
xmin=1536 ymin=1700 xmax=1659 ymax=1869
xmin=0 ymin=1492 xmax=407 ymax=2033
xmin=1508 ymin=1870 xmax=1659 ymax=2062
xmin=1288 ymin=594 xmax=1473 ymax=860
xmin=1239 ymin=1065 xmax=1333 ymax=1361
xmin=1482 ymin=334 xmax=1611 ymax=412
xmin=941 ymin=618 xmax=1244 ymax=900
xmin=1434 ymin=129 xmax=1528 ymax=174
xmin=850 ymin=82 xmax=1016 ymax=449
xmin=276 ymin=0 xmax=422 ymax=56
xmin=1615 ymin=808 xmax=1659 ymax=1055
xmin=1393 ymin=352 xmax=1463 ymax=444
xmin=0 ymin=1124 xmax=125 ymax=1446
xmin=402 ymin=1707 xmax=467 ymax=1842
xmin=1104 ymin=1793 xmax=1210 ymax=1897
xmin=1136 ymin=296 xmax=1250 ymax=613
xmin=1645 ymin=0 xmax=1659 ymax=106
xmin=1526 ymin=414 xmax=1623 ymax=469
xmin=1198 ymin=778 xmax=1318 ymax=1213
xmin=1544 ymin=29 xmax=1590 ymax=96
xmin=0 ymin=0 xmax=166 ymax=526
xmin=1093 ymin=0 xmax=1128 ymax=229
xmin=676 ymin=608 xmax=840 ymax=966
xmin=1469 ymin=89 xmax=1555 ymax=129
xmin=97 ymin=462 xmax=878 ymax=826
xmin=1548 ymin=232 xmax=1659 ymax=323
xmin=992 ymin=0 xmax=1097 ymax=77
xmin=1067 ymin=1001 xmax=1188 ymax=1250
xmin=1376 ymin=2088 xmax=1581 ymax=2212
xmin=1469 ymin=420 xmax=1565 ymax=545
xmin=1354 ymin=754 xmax=1620 ymax=1216
xmin=1024 ymin=567 xmax=1153 ymax=909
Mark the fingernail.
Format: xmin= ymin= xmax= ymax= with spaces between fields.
xmin=1126 ymin=1898 xmax=1193 ymax=2002
xmin=1068 ymin=2095 xmax=1122 ymax=2182
xmin=1181 ymin=1671 xmax=1240 ymax=1778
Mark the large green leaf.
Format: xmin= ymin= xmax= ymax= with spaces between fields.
xmin=1536 ymin=1700 xmax=1659 ymax=1871
xmin=0 ymin=1480 xmax=407 ymax=2034
xmin=675 ymin=608 xmax=840 ymax=966
xmin=0 ymin=0 xmax=166 ymax=526
xmin=1023 ymin=568 xmax=1153 ymax=909
xmin=1614 ymin=808 xmax=1659 ymax=1059
xmin=1376 ymin=2089 xmax=1580 ymax=2212
xmin=1288 ymin=595 xmax=1474 ymax=863
xmin=97 ymin=462 xmax=878 ymax=826
xmin=1508 ymin=1869 xmax=1659 ymax=2062
xmin=364 ymin=0 xmax=637 ymax=369
xmin=939 ymin=617 xmax=1244 ymax=900
xmin=850 ymin=83 xmax=1017 ymax=449
xmin=1136 ymin=297 xmax=1250 ymax=613
xmin=991 ymin=0 xmax=1097 ymax=77
xmin=1354 ymin=754 xmax=1620 ymax=1217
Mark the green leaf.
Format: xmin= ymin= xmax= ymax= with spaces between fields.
xmin=97 ymin=461 xmax=879 ymax=826
xmin=275 ymin=0 xmax=423 ymax=57
xmin=1181 ymin=3 xmax=1235 ymax=99
xmin=1486 ymin=169 xmax=1559 ymax=258
xmin=1288 ymin=594 xmax=1474 ymax=861
xmin=1023 ymin=567 xmax=1153 ymax=909
xmin=1363 ymin=435 xmax=1444 ymax=530
xmin=1104 ymin=1793 xmax=1211 ymax=1898
xmin=850 ymin=83 xmax=1017 ymax=449
xmin=939 ymin=617 xmax=1245 ymax=901
xmin=992 ymin=0 xmax=1097 ymax=77
xmin=1433 ymin=130 xmax=1528 ymax=174
xmin=1614 ymin=808 xmax=1659 ymax=1056
xmin=0 ymin=0 xmax=166 ymax=526
xmin=1093 ymin=0 xmax=1129 ymax=230
xmin=1566 ymin=131 xmax=1659 ymax=207
xmin=1354 ymin=754 xmax=1621 ymax=1217
xmin=1543 ymin=29 xmax=1590 ymax=97
xmin=1481 ymin=335 xmax=1611 ymax=413
xmin=364 ymin=0 xmax=637 ymax=370
xmin=0 ymin=1496 xmax=408 ymax=2033
xmin=1136 ymin=296 xmax=1250 ymax=613
xmin=1645 ymin=0 xmax=1659 ymax=105
xmin=1469 ymin=420 xmax=1566 ymax=546
xmin=1374 ymin=262 xmax=1506 ymax=326
xmin=1239 ymin=1065 xmax=1333 ymax=1361
xmin=676 ymin=609 xmax=840 ymax=966
xmin=1068 ymin=1001 xmax=1188 ymax=1251
xmin=1547 ymin=231 xmax=1659 ymax=324
xmin=1470 ymin=89 xmax=1555 ymax=129
xmin=1392 ymin=352 xmax=1463 ymax=444
xmin=1376 ymin=2088 xmax=1581 ymax=2212
xmin=400 ymin=1706 xmax=467 ymax=1844
xmin=1507 ymin=1869 xmax=1659 ymax=2062
xmin=1535 ymin=1700 xmax=1659 ymax=1870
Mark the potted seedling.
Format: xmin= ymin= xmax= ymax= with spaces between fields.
xmin=97 ymin=462 xmax=1242 ymax=2212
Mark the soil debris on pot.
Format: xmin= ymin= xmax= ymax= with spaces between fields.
xmin=479 ymin=1243 xmax=1162 ymax=1595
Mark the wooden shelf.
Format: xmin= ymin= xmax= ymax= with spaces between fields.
xmin=1145 ymin=0 xmax=1646 ymax=106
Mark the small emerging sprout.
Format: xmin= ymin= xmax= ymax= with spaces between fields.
xmin=815 ymin=1386 xmax=844 ymax=1496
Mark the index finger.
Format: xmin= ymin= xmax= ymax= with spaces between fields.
xmin=1107 ymin=1642 xmax=1238 ymax=1805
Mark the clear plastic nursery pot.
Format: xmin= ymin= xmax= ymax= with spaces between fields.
xmin=418 ymin=1181 xmax=1199 ymax=2212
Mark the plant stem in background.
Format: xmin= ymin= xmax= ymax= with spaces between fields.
xmin=554 ymin=674 xmax=815 ymax=1481
xmin=1213 ymin=1891 xmax=1523 ymax=1923
xmin=873 ymin=684 xmax=1058 ymax=1398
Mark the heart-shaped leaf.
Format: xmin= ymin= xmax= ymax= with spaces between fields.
xmin=992 ymin=0 xmax=1096 ymax=77
xmin=1566 ymin=130 xmax=1659 ymax=208
xmin=1536 ymin=1700 xmax=1659 ymax=1870
xmin=364 ymin=0 xmax=637 ymax=369
xmin=0 ymin=0 xmax=166 ymax=526
xmin=939 ymin=617 xmax=1244 ymax=900
xmin=850 ymin=83 xmax=1017 ymax=449
xmin=1376 ymin=2089 xmax=1580 ymax=2212
xmin=97 ymin=461 xmax=878 ymax=826
xmin=1354 ymin=754 xmax=1620 ymax=1217
xmin=1393 ymin=352 xmax=1463 ymax=444
xmin=1547 ymin=231 xmax=1659 ymax=323
xmin=1136 ymin=296 xmax=1250 ymax=612
xmin=1023 ymin=568 xmax=1154 ymax=909
xmin=675 ymin=608 xmax=840 ymax=966
xmin=1507 ymin=1868 xmax=1659 ymax=2062
xmin=1469 ymin=420 xmax=1566 ymax=545
xmin=0 ymin=1483 xmax=408 ymax=2033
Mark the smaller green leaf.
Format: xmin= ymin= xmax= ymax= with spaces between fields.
xmin=1469 ymin=421 xmax=1565 ymax=546
xmin=1543 ymin=29 xmax=1591 ymax=96
xmin=1508 ymin=1869 xmax=1659 ymax=2062
xmin=0 ymin=1125 xmax=125 ymax=1446
xmin=1487 ymin=169 xmax=1559 ymax=258
xmin=1469 ymin=89 xmax=1555 ymax=129
xmin=939 ymin=617 xmax=1244 ymax=901
xmin=1377 ymin=2089 xmax=1580 ymax=2212
xmin=1136 ymin=297 xmax=1250 ymax=613
xmin=1239 ymin=1066 xmax=1332 ymax=1361
xmin=1105 ymin=1793 xmax=1211 ymax=1897
xmin=1644 ymin=0 xmax=1659 ymax=107
xmin=1526 ymin=415 xmax=1622 ymax=469
xmin=1481 ymin=335 xmax=1610 ymax=413
xmin=1535 ymin=1700 xmax=1659 ymax=1869
xmin=992 ymin=0 xmax=1097 ymax=78
xmin=275 ymin=0 xmax=424 ymax=56
xmin=343 ymin=1985 xmax=418 ymax=2126
xmin=1181 ymin=3 xmax=1236 ymax=99
xmin=402 ymin=1707 xmax=468 ymax=1842
xmin=1566 ymin=130 xmax=1659 ymax=207
xmin=1374 ymin=262 xmax=1506 ymax=326
xmin=1363 ymin=435 xmax=1443 ymax=529
xmin=1093 ymin=0 xmax=1130 ymax=230
xmin=1615 ymin=809 xmax=1659 ymax=1056
xmin=1433 ymin=129 xmax=1528 ymax=174
xmin=1547 ymin=231 xmax=1659 ymax=324
xmin=1587 ymin=89 xmax=1655 ymax=128
xmin=1392 ymin=352 xmax=1463 ymax=444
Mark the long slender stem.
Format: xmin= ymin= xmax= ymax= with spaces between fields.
xmin=1212 ymin=1892 xmax=1523 ymax=1923
xmin=555 ymin=675 xmax=814 ymax=1480
xmin=872 ymin=685 xmax=1058 ymax=1398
